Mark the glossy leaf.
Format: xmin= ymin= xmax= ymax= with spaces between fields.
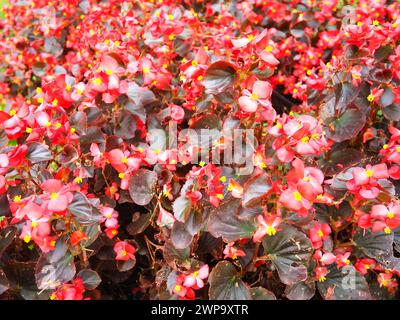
xmin=128 ymin=169 xmax=158 ymax=206
xmin=317 ymin=264 xmax=371 ymax=300
xmin=262 ymin=224 xmax=313 ymax=285
xmin=202 ymin=61 xmax=237 ymax=94
xmin=208 ymin=261 xmax=251 ymax=300
xmin=208 ymin=198 xmax=257 ymax=242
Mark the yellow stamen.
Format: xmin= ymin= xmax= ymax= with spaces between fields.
xmin=265 ymin=45 xmax=273 ymax=52
xmin=266 ymin=225 xmax=277 ymax=236
xmin=293 ymin=191 xmax=302 ymax=201
xmin=384 ymin=227 xmax=392 ymax=234
xmin=50 ymin=192 xmax=59 ymax=200
xmin=250 ymin=92 xmax=258 ymax=100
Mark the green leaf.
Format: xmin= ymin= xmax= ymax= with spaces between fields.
xmin=114 ymin=110 xmax=137 ymax=140
xmin=326 ymin=109 xmax=366 ymax=143
xmin=171 ymin=221 xmax=193 ymax=249
xmin=263 ymin=224 xmax=313 ymax=285
xmin=35 ymin=239 xmax=76 ymax=290
xmin=202 ymin=61 xmax=237 ymax=94
xmin=353 ymin=228 xmax=397 ymax=269
xmin=208 ymin=198 xmax=257 ymax=242
xmin=208 ymin=261 xmax=252 ymax=300
xmin=241 ymin=172 xmax=272 ymax=208
xmin=172 ymin=195 xmax=192 ymax=223
xmin=250 ymin=287 xmax=276 ymax=300
xmin=0 ymin=268 xmax=9 ymax=295
xmin=163 ymin=239 xmax=192 ymax=272
xmin=77 ymin=269 xmax=102 ymax=290
xmin=68 ymin=192 xmax=102 ymax=225
xmin=317 ymin=264 xmax=371 ymax=300
xmin=382 ymin=103 xmax=400 ymax=122
xmin=128 ymin=168 xmax=158 ymax=206
xmin=26 ymin=142 xmax=52 ymax=164
xmin=285 ymin=280 xmax=315 ymax=300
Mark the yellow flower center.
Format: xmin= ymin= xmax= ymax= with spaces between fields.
xmin=317 ymin=230 xmax=324 ymax=238
xmin=265 ymin=45 xmax=273 ymax=52
xmin=318 ymin=276 xmax=326 ymax=282
xmin=105 ymin=69 xmax=113 ymax=76
xmin=118 ymin=172 xmax=125 ymax=179
xmin=50 ymin=192 xmax=59 ymax=200
xmin=266 ymin=225 xmax=277 ymax=236
xmin=52 ymin=99 xmax=58 ymax=106
xmin=93 ymin=77 xmax=102 ymax=85
xmin=175 ymin=285 xmax=182 ymax=292
xmin=366 ymin=169 xmax=374 ymax=177
xmin=301 ymin=136 xmax=310 ymax=143
xmin=23 ymin=235 xmax=31 ymax=243
xmin=121 ymin=156 xmax=128 ymax=164
xmin=13 ymin=195 xmax=22 ymax=202
xmin=384 ymin=227 xmax=392 ymax=234
xmin=31 ymin=221 xmax=38 ymax=228
xmin=121 ymin=250 xmax=127 ymax=256
xmin=250 ymin=92 xmax=259 ymax=100
xmin=293 ymin=191 xmax=302 ymax=201
xmin=387 ymin=211 xmax=395 ymax=219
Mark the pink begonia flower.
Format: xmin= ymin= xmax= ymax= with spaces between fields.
xmin=370 ymin=203 xmax=400 ymax=221
xmin=314 ymin=266 xmax=329 ymax=282
xmin=114 ymin=241 xmax=136 ymax=261
xmin=352 ymin=163 xmax=388 ymax=186
xmin=107 ymin=148 xmax=141 ymax=173
xmin=223 ymin=242 xmax=246 ymax=260
xmin=314 ymin=250 xmax=336 ymax=265
xmin=286 ymin=158 xmax=324 ymax=200
xmin=279 ymin=187 xmax=312 ymax=214
xmin=238 ymin=80 xmax=272 ymax=113
xmin=41 ymin=179 xmax=73 ymax=212
xmin=100 ymin=55 xmax=124 ymax=89
xmin=183 ymin=265 xmax=209 ymax=289
xmin=354 ymin=258 xmax=376 ymax=275
xmin=309 ymin=222 xmax=331 ymax=249
xmin=101 ymin=207 xmax=119 ymax=229
xmin=253 ymin=215 xmax=281 ymax=242
xmin=335 ymin=251 xmax=351 ymax=268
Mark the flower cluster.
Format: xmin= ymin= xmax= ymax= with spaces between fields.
xmin=0 ymin=0 xmax=399 ymax=301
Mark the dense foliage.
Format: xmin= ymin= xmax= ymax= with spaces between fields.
xmin=0 ymin=0 xmax=400 ymax=300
